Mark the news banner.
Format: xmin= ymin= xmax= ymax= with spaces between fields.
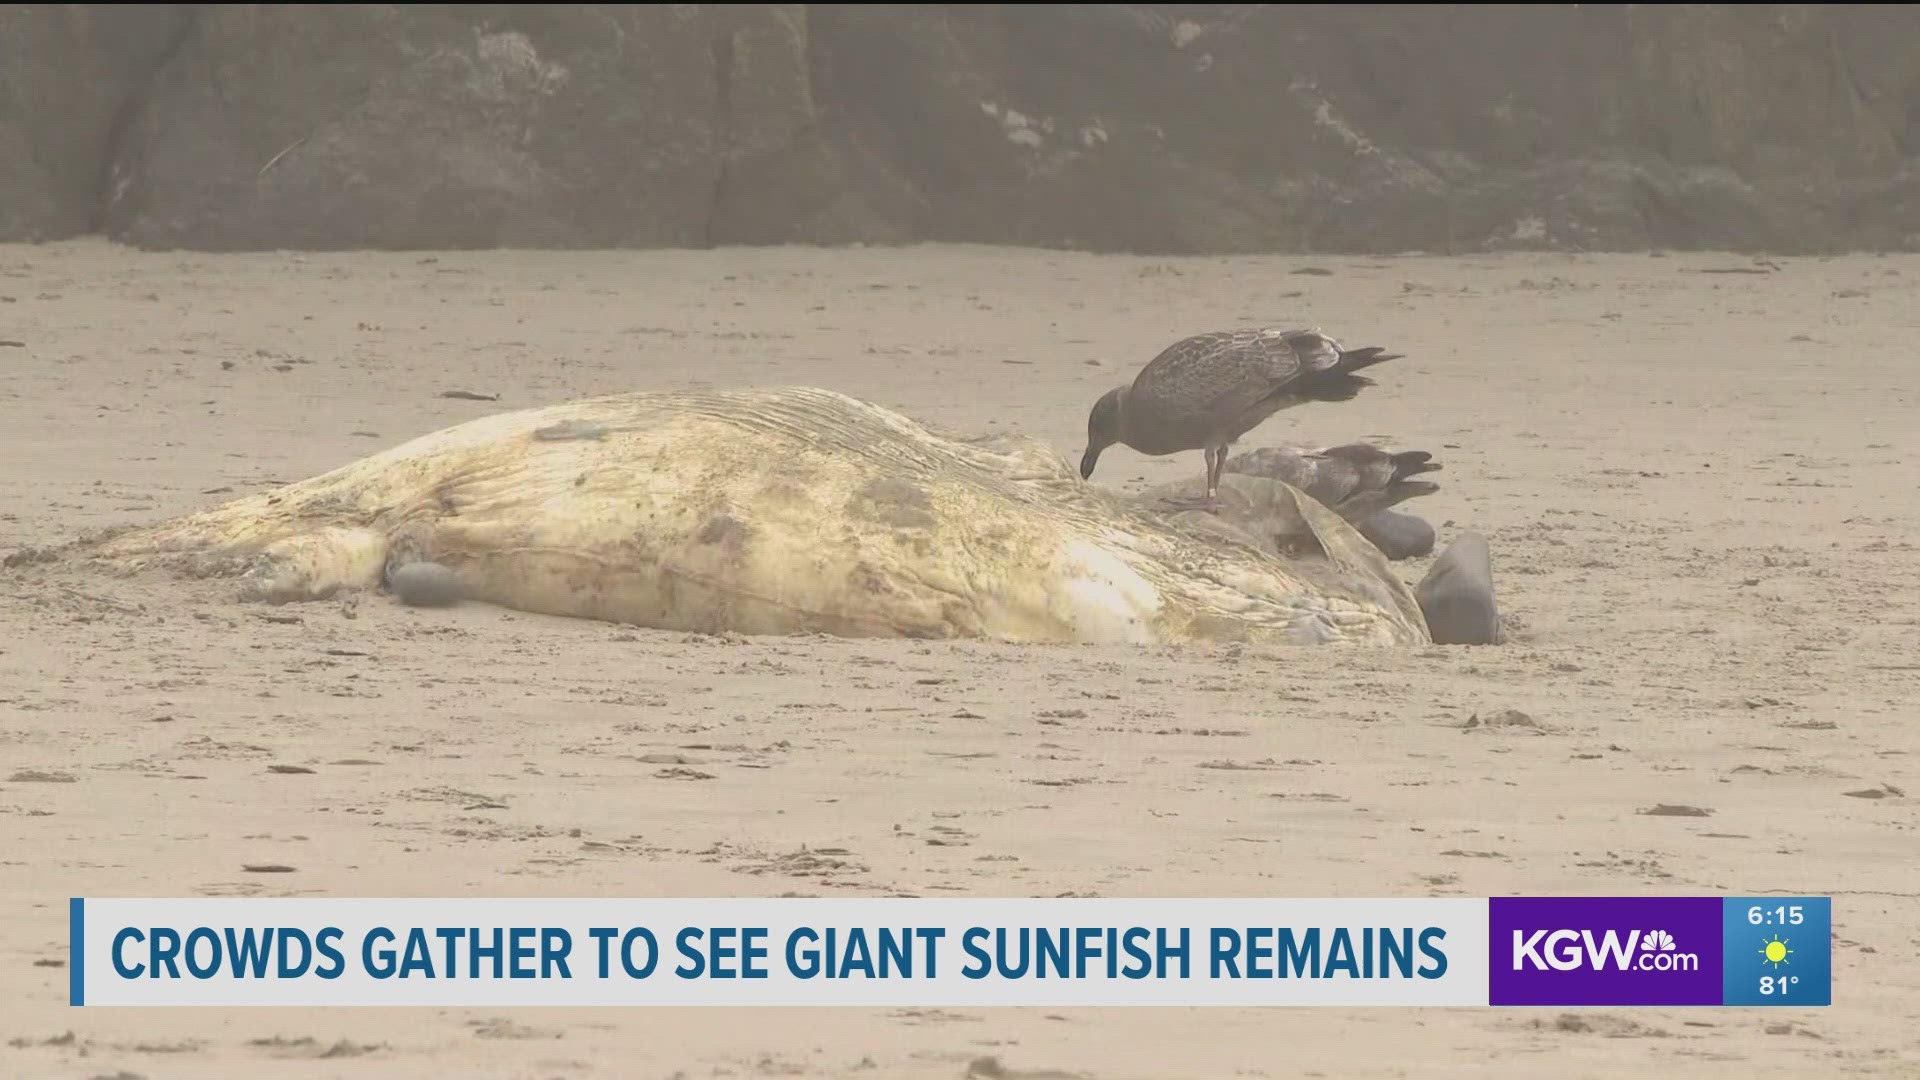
xmin=67 ymin=895 xmax=1829 ymax=1008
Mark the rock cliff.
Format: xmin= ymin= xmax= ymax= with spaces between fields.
xmin=4 ymin=4 xmax=1917 ymax=253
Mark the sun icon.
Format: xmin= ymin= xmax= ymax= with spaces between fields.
xmin=1759 ymin=934 xmax=1792 ymax=969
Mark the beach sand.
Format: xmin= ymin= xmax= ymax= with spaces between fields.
xmin=2 ymin=240 xmax=1915 ymax=1078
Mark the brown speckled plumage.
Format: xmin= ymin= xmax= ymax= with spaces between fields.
xmin=1080 ymin=328 xmax=1403 ymax=511
xmin=1223 ymin=443 xmax=1441 ymax=523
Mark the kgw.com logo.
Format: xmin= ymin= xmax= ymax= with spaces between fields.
xmin=1512 ymin=927 xmax=1701 ymax=972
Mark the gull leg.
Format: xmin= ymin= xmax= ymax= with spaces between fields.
xmin=1204 ymin=446 xmax=1223 ymax=514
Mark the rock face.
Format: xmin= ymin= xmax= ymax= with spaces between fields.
xmin=102 ymin=5 xmax=839 ymax=249
xmin=5 ymin=5 xmax=1920 ymax=253
xmin=0 ymin=5 xmax=189 ymax=241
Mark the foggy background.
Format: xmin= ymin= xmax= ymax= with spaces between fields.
xmin=7 ymin=7 xmax=1920 ymax=1078
xmin=5 ymin=3 xmax=1919 ymax=255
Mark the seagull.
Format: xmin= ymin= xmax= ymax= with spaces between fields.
xmin=1079 ymin=328 xmax=1403 ymax=512
xmin=1222 ymin=442 xmax=1441 ymax=524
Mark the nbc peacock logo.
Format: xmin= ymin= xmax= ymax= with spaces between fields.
xmin=1512 ymin=926 xmax=1700 ymax=972
xmin=1633 ymin=928 xmax=1696 ymax=971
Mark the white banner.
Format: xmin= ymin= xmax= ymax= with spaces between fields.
xmin=72 ymin=897 xmax=1490 ymax=1007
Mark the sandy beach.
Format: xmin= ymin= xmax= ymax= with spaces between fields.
xmin=2 ymin=239 xmax=1916 ymax=1078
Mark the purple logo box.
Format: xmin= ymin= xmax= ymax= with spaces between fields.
xmin=1490 ymin=897 xmax=1724 ymax=1006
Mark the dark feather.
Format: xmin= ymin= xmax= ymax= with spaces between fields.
xmin=1332 ymin=347 xmax=1402 ymax=372
xmin=1388 ymin=450 xmax=1441 ymax=479
xmin=1284 ymin=372 xmax=1376 ymax=404
xmin=1090 ymin=328 xmax=1407 ymax=481
xmin=1279 ymin=346 xmax=1402 ymax=403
